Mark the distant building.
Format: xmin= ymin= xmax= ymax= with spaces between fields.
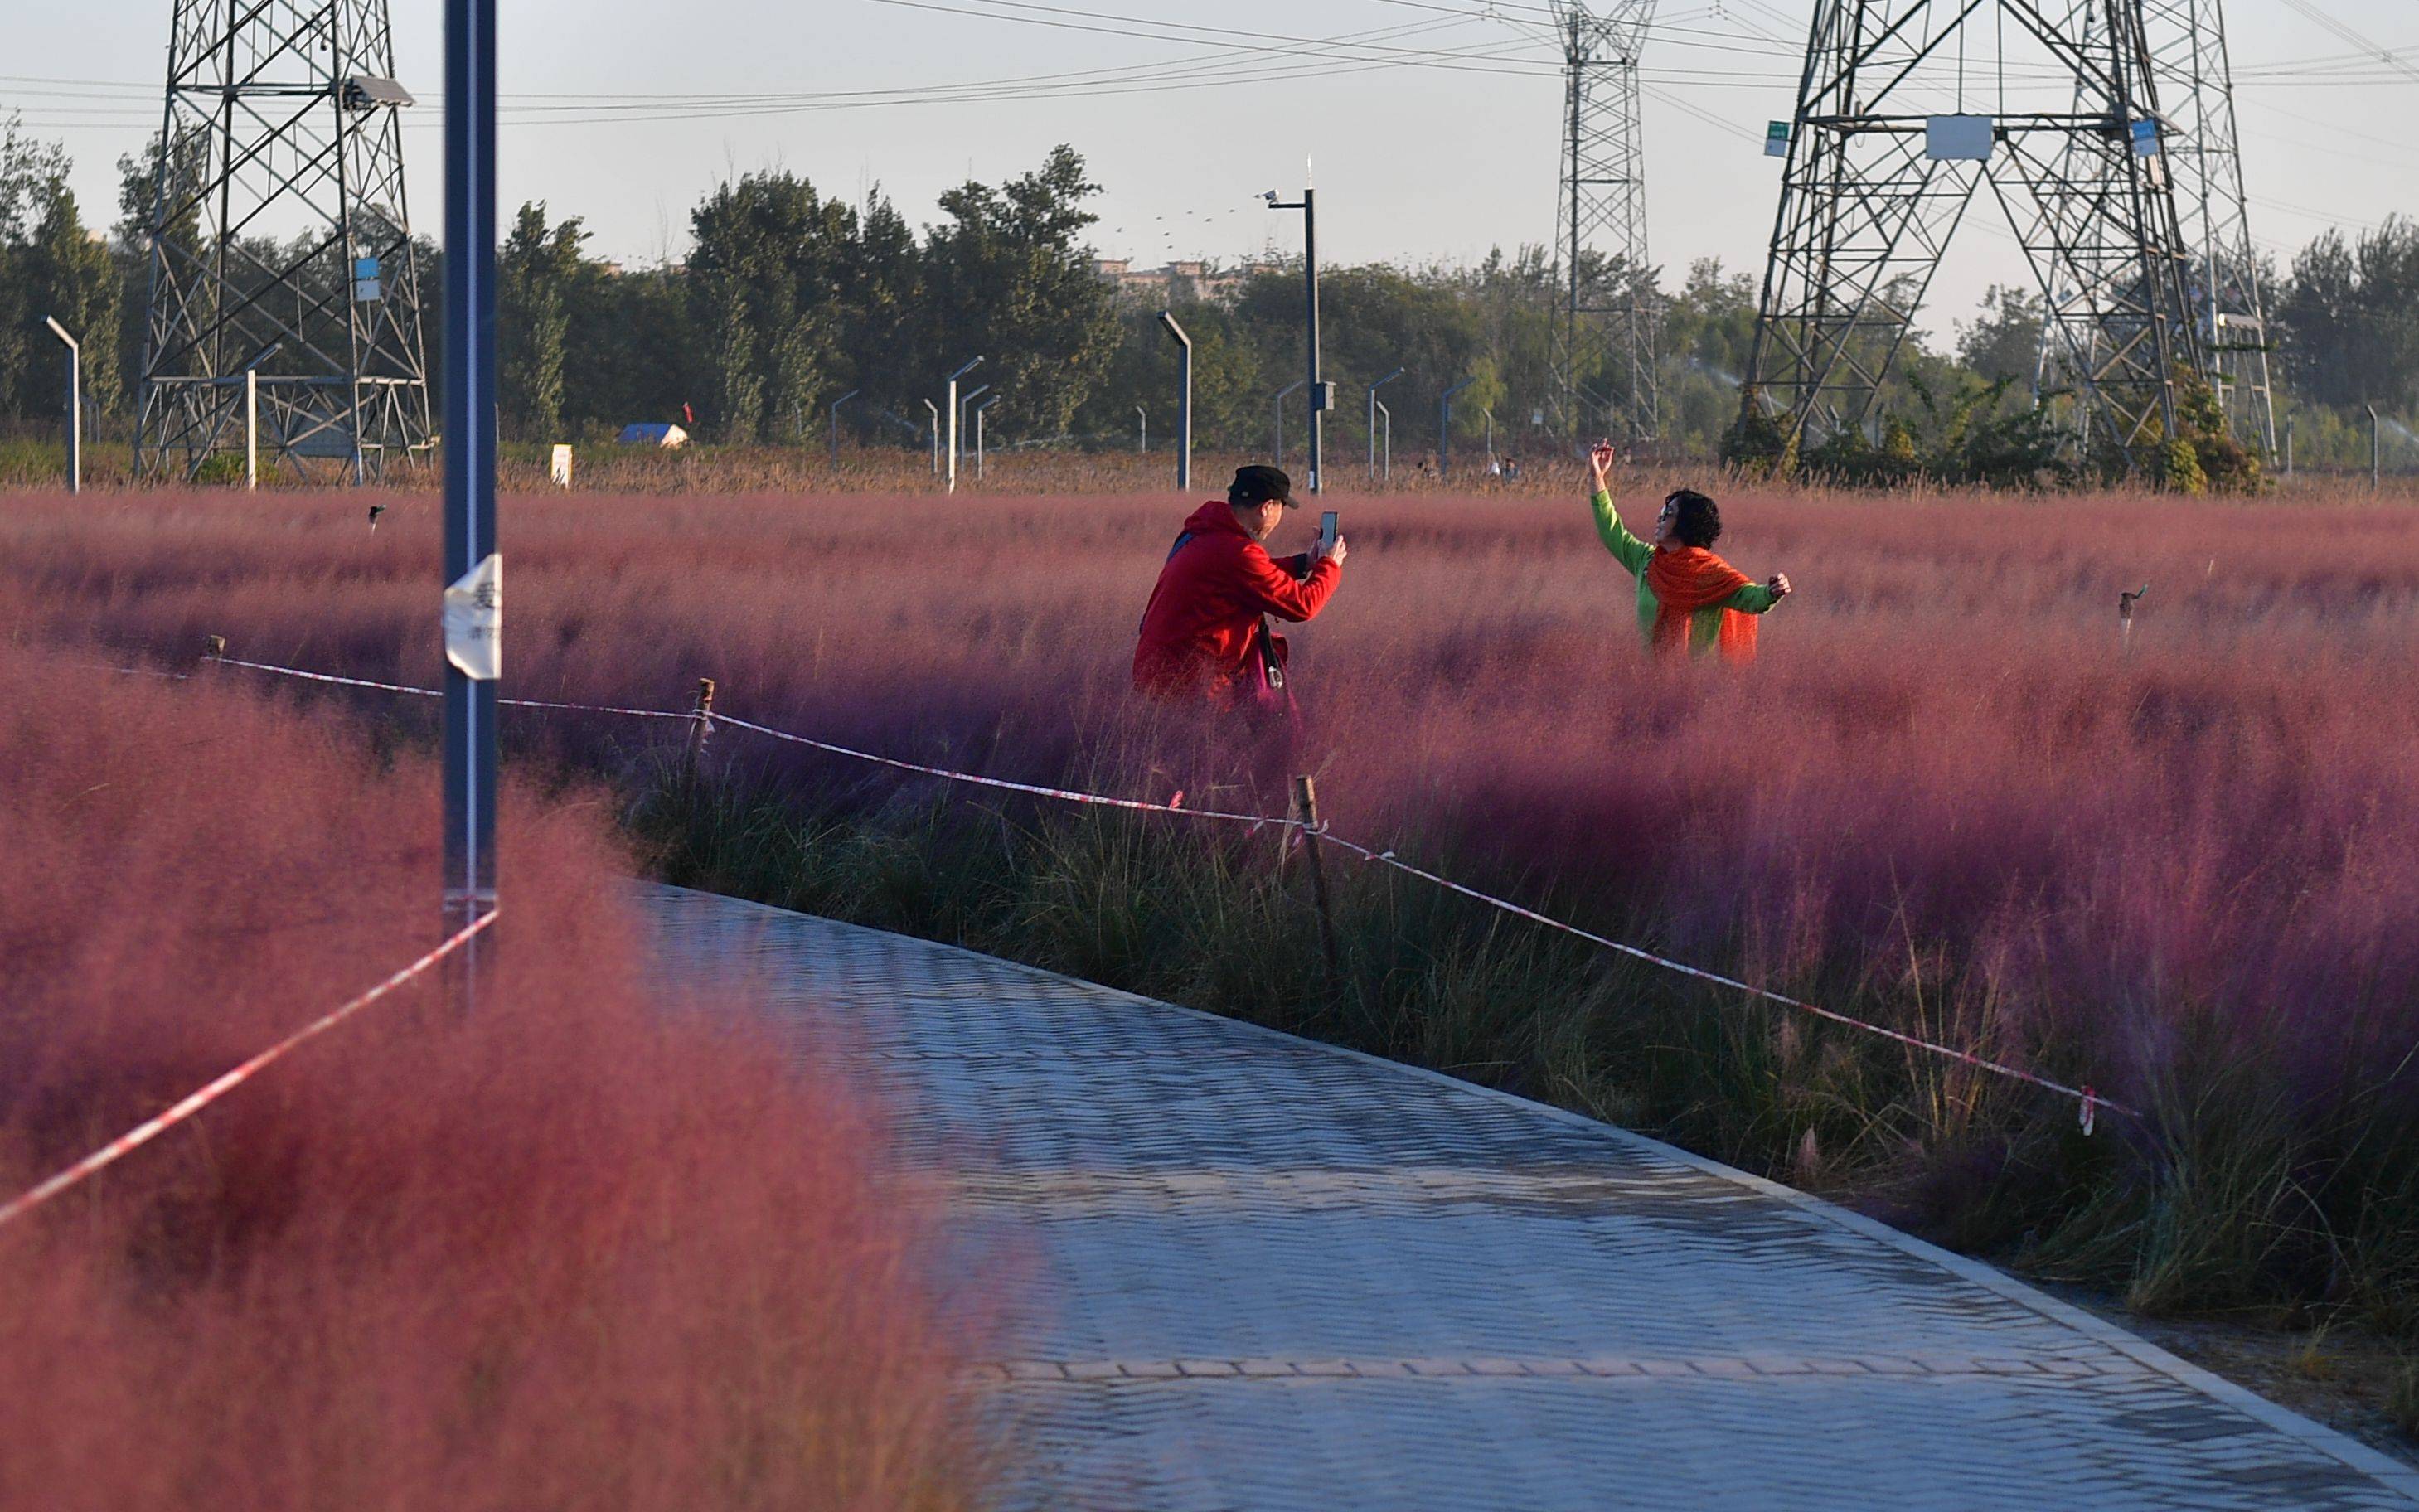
xmin=1093 ymin=258 xmax=1283 ymax=307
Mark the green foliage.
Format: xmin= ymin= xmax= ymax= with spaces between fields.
xmin=2091 ymin=376 xmax=2261 ymax=495
xmin=921 ymin=146 xmax=1118 ymax=439
xmin=2161 ymin=436 xmax=2209 ymax=496
xmin=498 ymin=202 xmax=586 ymax=439
xmin=1954 ymin=284 xmax=2045 ymax=385
xmin=2275 ymin=216 xmax=2419 ymax=415
xmin=1720 ymin=385 xmax=1797 ymax=477
xmin=699 ymin=276 xmax=764 ymax=443
xmin=0 ymin=117 xmax=95 ymax=420
xmin=1786 ymin=372 xmax=2070 ymax=489
xmin=2174 ymin=375 xmax=2261 ymax=493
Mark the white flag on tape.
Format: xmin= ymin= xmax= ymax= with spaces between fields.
xmin=442 ymin=553 xmax=502 ymax=681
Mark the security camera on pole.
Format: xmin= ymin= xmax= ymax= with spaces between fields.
xmin=1263 ymin=165 xmax=1331 ymax=494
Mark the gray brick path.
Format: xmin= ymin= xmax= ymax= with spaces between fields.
xmin=638 ymin=883 xmax=2419 ymax=1511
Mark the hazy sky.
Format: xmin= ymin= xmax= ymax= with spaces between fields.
xmin=8 ymin=0 xmax=2416 ymax=336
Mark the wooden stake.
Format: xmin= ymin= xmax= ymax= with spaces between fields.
xmin=1292 ymin=773 xmax=1342 ymax=1000
xmin=683 ymin=676 xmax=715 ymax=779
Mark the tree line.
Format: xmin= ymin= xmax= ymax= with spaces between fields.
xmin=2 ymin=112 xmax=2413 ymax=477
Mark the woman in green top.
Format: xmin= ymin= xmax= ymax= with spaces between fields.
xmin=1586 ymin=442 xmax=1791 ymax=664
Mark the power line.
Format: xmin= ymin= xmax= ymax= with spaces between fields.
xmin=2276 ymin=0 xmax=2419 ymax=84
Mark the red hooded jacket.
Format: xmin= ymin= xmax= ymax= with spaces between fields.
xmin=1133 ymin=500 xmax=1341 ymax=700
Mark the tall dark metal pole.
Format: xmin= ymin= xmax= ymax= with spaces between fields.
xmin=443 ymin=0 xmax=498 ymax=998
xmin=1440 ymin=376 xmax=1476 ymax=479
xmin=1303 ymin=187 xmax=1322 ymax=496
xmin=1266 ymin=180 xmax=1325 ymax=493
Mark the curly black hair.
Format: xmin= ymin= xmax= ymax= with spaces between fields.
xmin=1664 ymin=488 xmax=1722 ymax=549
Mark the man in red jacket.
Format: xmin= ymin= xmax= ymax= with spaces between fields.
xmin=1133 ymin=465 xmax=1349 ymax=705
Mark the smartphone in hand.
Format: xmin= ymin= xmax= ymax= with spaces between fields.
xmin=1319 ymin=511 xmax=1339 ymax=553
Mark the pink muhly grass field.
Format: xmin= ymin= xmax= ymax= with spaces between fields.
xmin=0 ymin=642 xmax=973 ymax=1511
xmin=9 ymin=481 xmax=2419 ymax=1105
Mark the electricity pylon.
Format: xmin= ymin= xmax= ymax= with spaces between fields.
xmin=134 ymin=0 xmax=433 ymax=482
xmin=2038 ymin=0 xmax=2274 ymax=453
xmin=1745 ymin=0 xmax=2207 ymax=458
xmin=1552 ymin=0 xmax=1659 ymax=446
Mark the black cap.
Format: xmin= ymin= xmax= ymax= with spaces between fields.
xmin=1229 ymin=464 xmax=1298 ymax=509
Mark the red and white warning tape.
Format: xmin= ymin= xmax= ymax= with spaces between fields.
xmin=0 ymin=911 xmax=497 ymax=1233
xmin=202 ymin=652 xmax=2127 ymax=1127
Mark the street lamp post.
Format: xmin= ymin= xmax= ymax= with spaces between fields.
xmin=1374 ymin=399 xmax=1393 ymax=482
xmin=1264 ymin=174 xmax=1326 ymax=493
xmin=829 ymin=388 xmax=860 ymax=470
xmin=41 ymin=317 xmax=78 ymax=494
xmin=1366 ymin=367 xmax=1404 ymax=482
xmin=1273 ymin=379 xmax=1305 ymax=463
xmin=923 ymin=398 xmax=940 ymax=477
xmin=1157 ymin=310 xmax=1192 ymax=492
xmin=956 ymin=382 xmax=990 ymax=482
xmin=975 ymin=394 xmax=1000 ymax=482
xmin=944 ymin=356 xmax=982 ymax=493
xmin=1135 ymin=404 xmax=1148 ymax=454
xmin=1440 ymin=376 xmax=1476 ymax=480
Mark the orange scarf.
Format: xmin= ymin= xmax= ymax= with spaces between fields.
xmin=1643 ymin=546 xmax=1757 ymax=664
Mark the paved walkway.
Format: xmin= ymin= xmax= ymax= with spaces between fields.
xmin=639 ymin=884 xmax=2419 ymax=1511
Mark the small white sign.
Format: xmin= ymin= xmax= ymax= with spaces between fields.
xmin=1926 ymin=114 xmax=1995 ymax=162
xmin=1764 ymin=121 xmax=1791 ymax=158
xmin=549 ymin=443 xmax=573 ymax=487
xmin=442 ymin=552 xmax=502 ymax=681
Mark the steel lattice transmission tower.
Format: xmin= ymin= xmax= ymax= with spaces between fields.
xmin=134 ymin=0 xmax=433 ymax=482
xmin=1745 ymin=0 xmax=2206 ymax=458
xmin=1552 ymin=0 xmax=1659 ymax=446
xmin=2038 ymin=0 xmax=2273 ymax=453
